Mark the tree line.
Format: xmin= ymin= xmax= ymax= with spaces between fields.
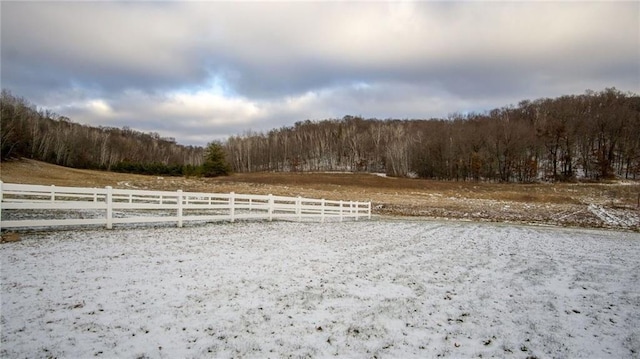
xmin=225 ymin=88 xmax=640 ymax=181
xmin=3 ymin=87 xmax=638 ymax=182
xmin=0 ymin=89 xmax=215 ymax=176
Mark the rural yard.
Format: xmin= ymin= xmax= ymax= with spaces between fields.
xmin=2 ymin=220 xmax=639 ymax=358
xmin=2 ymin=1 xmax=638 ymax=357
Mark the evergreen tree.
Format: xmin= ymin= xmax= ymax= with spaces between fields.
xmin=202 ymin=141 xmax=232 ymax=177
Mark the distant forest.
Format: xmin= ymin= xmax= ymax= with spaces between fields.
xmin=1 ymin=90 xmax=205 ymax=176
xmin=1 ymin=88 xmax=639 ymax=182
xmin=226 ymin=88 xmax=640 ymax=181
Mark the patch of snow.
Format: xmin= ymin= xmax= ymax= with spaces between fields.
xmin=588 ymin=204 xmax=639 ymax=228
xmin=1 ymin=221 xmax=639 ymax=358
xmin=116 ymin=181 xmax=138 ymax=189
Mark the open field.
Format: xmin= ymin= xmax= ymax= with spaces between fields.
xmin=1 ymin=159 xmax=639 ymax=230
xmin=1 ymin=220 xmax=639 ymax=358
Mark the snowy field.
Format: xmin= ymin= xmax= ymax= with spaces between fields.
xmin=1 ymin=220 xmax=639 ymax=358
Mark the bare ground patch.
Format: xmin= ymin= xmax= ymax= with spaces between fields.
xmin=2 ymin=159 xmax=638 ymax=231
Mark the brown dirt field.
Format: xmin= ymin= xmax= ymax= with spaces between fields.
xmin=2 ymin=158 xmax=639 ymax=231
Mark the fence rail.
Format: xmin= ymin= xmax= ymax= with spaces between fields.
xmin=0 ymin=182 xmax=371 ymax=230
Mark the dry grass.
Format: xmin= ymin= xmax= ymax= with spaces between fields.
xmin=0 ymin=158 xmax=154 ymax=188
xmin=1 ymin=158 xmax=638 ymax=230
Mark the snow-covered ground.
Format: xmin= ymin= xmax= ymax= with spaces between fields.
xmin=1 ymin=220 xmax=639 ymax=358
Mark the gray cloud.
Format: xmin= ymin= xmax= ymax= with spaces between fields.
xmin=1 ymin=1 xmax=638 ymax=146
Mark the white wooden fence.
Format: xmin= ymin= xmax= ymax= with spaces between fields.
xmin=0 ymin=182 xmax=371 ymax=230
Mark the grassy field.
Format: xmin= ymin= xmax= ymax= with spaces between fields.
xmin=1 ymin=158 xmax=638 ymax=230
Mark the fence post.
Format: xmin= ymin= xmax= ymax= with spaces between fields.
xmin=50 ymin=185 xmax=56 ymax=202
xmin=321 ymin=199 xmax=325 ymax=223
xmin=177 ymin=190 xmax=183 ymax=228
xmin=106 ymin=186 xmax=113 ymax=229
xmin=354 ymin=201 xmax=358 ymax=221
xmin=229 ymin=192 xmax=235 ymax=223
xmin=268 ymin=194 xmax=274 ymax=221
xmin=339 ymin=200 xmax=343 ymax=222
xmin=0 ymin=181 xmax=3 ymax=231
xmin=296 ymin=196 xmax=302 ymax=222
xmin=368 ymin=201 xmax=372 ymax=220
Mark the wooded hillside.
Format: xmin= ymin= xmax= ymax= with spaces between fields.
xmin=2 ymin=88 xmax=638 ymax=182
xmin=1 ymin=90 xmax=204 ymax=175
xmin=225 ymin=88 xmax=640 ymax=181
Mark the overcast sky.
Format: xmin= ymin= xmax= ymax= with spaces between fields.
xmin=2 ymin=1 xmax=638 ymax=146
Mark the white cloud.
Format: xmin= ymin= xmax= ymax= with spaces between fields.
xmin=86 ymin=100 xmax=114 ymax=117
xmin=158 ymin=90 xmax=261 ymax=125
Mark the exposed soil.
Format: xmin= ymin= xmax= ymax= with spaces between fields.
xmin=1 ymin=158 xmax=639 ymax=231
